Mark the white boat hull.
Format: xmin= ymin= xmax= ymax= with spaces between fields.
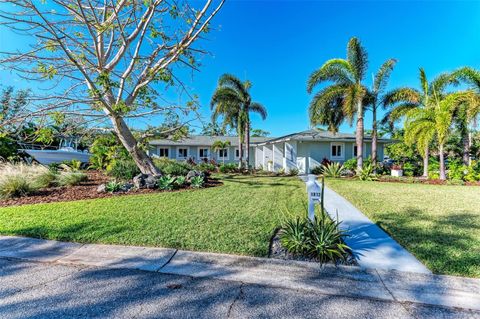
xmin=24 ymin=150 xmax=92 ymax=165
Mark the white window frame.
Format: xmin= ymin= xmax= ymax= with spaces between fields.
xmin=157 ymin=146 xmax=170 ymax=158
xmin=217 ymin=148 xmax=229 ymax=160
xmin=198 ymin=147 xmax=210 ymax=160
xmin=330 ymin=142 xmax=345 ymax=160
xmin=176 ymin=146 xmax=189 ymax=160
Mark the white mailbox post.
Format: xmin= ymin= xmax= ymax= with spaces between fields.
xmin=306 ymin=175 xmax=322 ymax=221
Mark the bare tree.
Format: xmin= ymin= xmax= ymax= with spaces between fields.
xmin=0 ymin=0 xmax=225 ymax=175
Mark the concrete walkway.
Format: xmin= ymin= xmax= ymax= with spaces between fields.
xmin=0 ymin=235 xmax=479 ymax=315
xmin=300 ymin=175 xmax=430 ymax=274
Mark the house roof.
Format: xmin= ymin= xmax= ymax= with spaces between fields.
xmin=149 ymin=135 xmax=272 ymax=147
xmin=254 ymin=129 xmax=393 ymax=145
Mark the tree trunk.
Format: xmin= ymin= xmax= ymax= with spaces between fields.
xmin=245 ymin=120 xmax=250 ymax=170
xmin=356 ymin=100 xmax=364 ymax=171
xmin=422 ymin=146 xmax=429 ymax=178
xmin=439 ymin=143 xmax=446 ymax=180
xmin=109 ymin=114 xmax=161 ymax=176
xmin=372 ymin=106 xmax=377 ymax=173
xmin=462 ymin=131 xmax=470 ymax=166
xmin=238 ymin=136 xmax=243 ymax=169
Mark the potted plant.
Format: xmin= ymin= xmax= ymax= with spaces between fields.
xmin=391 ymin=164 xmax=403 ymax=177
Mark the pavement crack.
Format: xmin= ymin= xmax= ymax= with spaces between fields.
xmin=227 ymin=282 xmax=245 ymax=318
xmin=156 ymin=249 xmax=178 ymax=272
xmin=375 ymin=269 xmax=419 ymax=319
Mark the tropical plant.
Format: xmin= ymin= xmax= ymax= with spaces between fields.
xmin=56 ymin=171 xmax=88 ymax=187
xmin=211 ymin=74 xmax=267 ymax=169
xmin=108 ymin=159 xmax=141 ymax=181
xmin=279 ymin=217 xmax=310 ymax=255
xmin=382 ymin=68 xmax=457 ymax=177
xmin=219 ymin=163 xmax=237 ymax=173
xmin=175 ymin=176 xmax=187 ymax=188
xmin=321 ymin=162 xmax=344 ymax=178
xmin=105 ymin=180 xmax=123 ymax=193
xmin=62 ymin=159 xmax=82 ymax=171
xmin=190 ymin=175 xmax=204 ymax=188
xmin=158 ymin=175 xmax=176 ymax=191
xmin=342 ymin=158 xmax=357 ymax=171
xmin=307 ymin=37 xmax=369 ymax=170
xmin=311 ymin=165 xmax=323 ymax=175
xmin=0 ymin=175 xmax=35 ymax=199
xmin=368 ymin=59 xmax=397 ymax=169
xmin=357 ymin=163 xmax=376 ymax=181
xmin=211 ymin=140 xmax=231 ymax=164
xmin=288 ymin=168 xmax=300 ymax=176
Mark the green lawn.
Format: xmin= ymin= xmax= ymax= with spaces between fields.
xmin=326 ymin=179 xmax=480 ymax=277
xmin=0 ymin=175 xmax=305 ymax=257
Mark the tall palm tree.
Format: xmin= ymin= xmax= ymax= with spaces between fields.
xmin=382 ymin=68 xmax=456 ymax=177
xmin=307 ymin=37 xmax=369 ymax=170
xmin=405 ymin=91 xmax=474 ymax=180
xmin=211 ymin=74 xmax=267 ymax=169
xmin=212 ymin=140 xmax=231 ymax=164
xmin=368 ymin=59 xmax=397 ymax=169
xmin=452 ymin=67 xmax=480 ymax=165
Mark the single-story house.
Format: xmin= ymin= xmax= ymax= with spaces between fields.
xmin=148 ymin=129 xmax=392 ymax=174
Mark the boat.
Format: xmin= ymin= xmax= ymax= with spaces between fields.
xmin=21 ymin=138 xmax=92 ymax=165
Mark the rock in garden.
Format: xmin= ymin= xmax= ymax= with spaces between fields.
xmin=96 ymin=184 xmax=106 ymax=193
xmin=133 ymin=174 xmax=159 ymax=189
xmin=186 ymin=170 xmax=204 ymax=181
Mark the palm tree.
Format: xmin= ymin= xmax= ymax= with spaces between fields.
xmin=307 ymin=37 xmax=369 ymax=170
xmin=452 ymin=67 xmax=480 ymax=165
xmin=212 ymin=140 xmax=231 ymax=164
xmin=405 ymin=91 xmax=474 ymax=180
xmin=382 ymin=68 xmax=456 ymax=177
xmin=368 ymin=59 xmax=397 ymax=169
xmin=211 ymin=74 xmax=267 ymax=169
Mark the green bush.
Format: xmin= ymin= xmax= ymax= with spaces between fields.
xmin=0 ymin=175 xmax=37 ymax=199
xmin=62 ymin=159 xmax=82 ymax=171
xmin=89 ymin=134 xmax=130 ymax=171
xmin=190 ymin=175 xmax=204 ymax=188
xmin=288 ymin=168 xmax=299 ymax=176
xmin=321 ymin=162 xmax=344 ymax=178
xmin=57 ymin=172 xmax=88 ymax=186
xmin=403 ymin=162 xmax=415 ymax=177
xmin=158 ymin=175 xmax=176 ymax=190
xmin=108 ymin=159 xmax=140 ymax=181
xmin=194 ymin=162 xmax=216 ymax=175
xmin=175 ymin=176 xmax=187 ymax=187
xmin=34 ymin=169 xmax=58 ymax=188
xmin=219 ymin=163 xmax=237 ymax=173
xmin=154 ymin=158 xmax=192 ymax=176
xmin=105 ymin=180 xmax=123 ymax=193
xmin=428 ymin=157 xmax=440 ymax=180
xmin=279 ymin=212 xmax=350 ymax=263
xmin=357 ymin=163 xmax=376 ymax=181
xmin=311 ymin=166 xmax=323 ymax=175
xmin=342 ymin=158 xmax=357 ymax=171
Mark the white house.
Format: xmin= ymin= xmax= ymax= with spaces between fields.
xmin=149 ymin=129 xmax=392 ymax=174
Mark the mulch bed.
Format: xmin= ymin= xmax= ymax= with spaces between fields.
xmin=0 ymin=170 xmax=222 ymax=208
xmin=377 ymin=176 xmax=480 ymax=186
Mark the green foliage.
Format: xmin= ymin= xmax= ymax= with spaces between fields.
xmin=219 ymin=163 xmax=237 ymax=173
xmin=105 ymin=180 xmax=123 ymax=193
xmin=89 ymin=134 xmax=130 ymax=171
xmin=0 ymin=136 xmax=19 ymax=161
xmin=34 ymin=169 xmax=58 ymax=188
xmin=402 ymin=162 xmax=416 ymax=177
xmin=190 ymin=175 xmax=204 ymax=188
xmin=343 ymin=158 xmax=357 ymax=171
xmin=61 ymin=159 xmax=82 ymax=171
xmin=357 ymin=163 xmax=376 ymax=181
xmin=57 ymin=172 xmax=87 ymax=187
xmin=279 ymin=212 xmax=350 ymax=263
xmin=175 ymin=176 xmax=186 ymax=187
xmin=428 ymin=157 xmax=440 ymax=180
xmin=108 ymin=159 xmax=140 ymax=181
xmin=0 ymin=175 xmax=36 ymax=199
xmin=448 ymin=159 xmax=480 ymax=182
xmin=311 ymin=166 xmax=323 ymax=175
xmin=158 ymin=175 xmax=176 ymax=190
xmin=321 ymin=162 xmax=344 ymax=178
xmin=194 ymin=162 xmax=216 ymax=174
xmin=288 ymin=168 xmax=299 ymax=176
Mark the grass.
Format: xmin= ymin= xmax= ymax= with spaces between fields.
xmin=0 ymin=175 xmax=306 ymax=257
xmin=326 ymin=179 xmax=480 ymax=277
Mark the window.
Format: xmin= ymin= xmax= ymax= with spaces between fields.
xmin=158 ymin=147 xmax=169 ymax=158
xmin=218 ymin=148 xmax=228 ymax=159
xmin=330 ymin=143 xmax=344 ymax=159
xmin=353 ymin=145 xmax=358 ymax=157
xmin=235 ymin=148 xmax=240 ymax=159
xmin=177 ymin=147 xmax=188 ymax=159
xmin=199 ymin=148 xmax=209 ymax=159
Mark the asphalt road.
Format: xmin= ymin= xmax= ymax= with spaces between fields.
xmin=1 ymin=258 xmax=478 ymax=319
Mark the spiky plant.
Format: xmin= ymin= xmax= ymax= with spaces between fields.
xmin=307 ymin=37 xmax=369 ymax=171
xmin=320 ymin=162 xmax=344 ymax=178
xmin=211 ymin=74 xmax=267 ymax=169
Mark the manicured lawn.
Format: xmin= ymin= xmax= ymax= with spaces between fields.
xmin=326 ymin=179 xmax=480 ymax=277
xmin=0 ymin=175 xmax=305 ymax=257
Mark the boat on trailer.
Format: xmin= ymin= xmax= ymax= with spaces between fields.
xmin=20 ymin=138 xmax=91 ymax=165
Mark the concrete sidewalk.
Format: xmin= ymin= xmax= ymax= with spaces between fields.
xmin=300 ymin=174 xmax=430 ymax=274
xmin=0 ymin=235 xmax=479 ymax=313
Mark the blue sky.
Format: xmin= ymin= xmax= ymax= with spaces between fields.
xmin=1 ymin=1 xmax=479 ymax=137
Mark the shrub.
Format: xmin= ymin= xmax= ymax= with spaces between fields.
xmin=175 ymin=176 xmax=187 ymax=187
xmin=288 ymin=168 xmax=299 ymax=176
xmin=0 ymin=163 xmax=52 ymax=198
xmin=342 ymin=158 xmax=357 ymax=171
xmin=62 ymin=159 xmax=82 ymax=171
xmin=311 ymin=166 xmax=323 ymax=175
xmin=194 ymin=162 xmax=216 ymax=175
xmin=321 ymin=162 xmax=344 ymax=178
xmin=357 ymin=163 xmax=376 ymax=181
xmin=403 ymin=162 xmax=415 ymax=177
xmin=57 ymin=172 xmax=88 ymax=186
xmin=154 ymin=158 xmax=192 ymax=176
xmin=219 ymin=163 xmax=237 ymax=173
xmin=158 ymin=175 xmax=176 ymax=190
xmin=279 ymin=212 xmax=350 ymax=263
xmin=0 ymin=175 xmax=36 ymax=199
xmin=105 ymin=180 xmax=123 ymax=193
xmin=190 ymin=175 xmax=204 ymax=188
xmin=89 ymin=134 xmax=130 ymax=171
xmin=34 ymin=169 xmax=58 ymax=188
xmin=108 ymin=159 xmax=140 ymax=181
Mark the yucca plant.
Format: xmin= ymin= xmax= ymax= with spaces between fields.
xmin=357 ymin=163 xmax=376 ymax=181
xmin=175 ymin=176 xmax=187 ymax=188
xmin=279 ymin=217 xmax=310 ymax=255
xmin=321 ymin=162 xmax=344 ymax=178
xmin=158 ymin=175 xmax=176 ymax=190
xmin=190 ymin=175 xmax=204 ymax=188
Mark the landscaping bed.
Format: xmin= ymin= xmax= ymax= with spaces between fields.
xmin=0 ymin=170 xmax=221 ymax=207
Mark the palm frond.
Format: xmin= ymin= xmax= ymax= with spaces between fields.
xmin=452 ymin=67 xmax=480 ymax=91
xmin=307 ymin=58 xmax=354 ymax=93
xmin=309 ymin=85 xmax=347 ymax=133
xmin=347 ymin=37 xmax=368 ymax=82
xmin=249 ymin=102 xmax=267 ymax=120
xmin=419 ymin=68 xmax=429 ymax=97
xmin=218 ymin=73 xmax=249 ymax=102
xmin=430 ymin=72 xmax=459 ymax=95
xmin=373 ymin=58 xmax=397 ymax=93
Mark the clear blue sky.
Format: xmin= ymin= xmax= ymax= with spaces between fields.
xmin=1 ymin=1 xmax=479 ymax=137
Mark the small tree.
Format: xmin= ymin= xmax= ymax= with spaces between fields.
xmin=211 ymin=140 xmax=231 ymax=164
xmin=0 ymin=0 xmax=225 ymax=175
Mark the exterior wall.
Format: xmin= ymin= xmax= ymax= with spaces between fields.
xmin=272 ymin=142 xmax=284 ymax=171
xmin=263 ymin=144 xmax=273 ymax=171
xmin=255 ymin=147 xmax=264 ymax=168
xmin=284 ymin=141 xmax=297 ymax=173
